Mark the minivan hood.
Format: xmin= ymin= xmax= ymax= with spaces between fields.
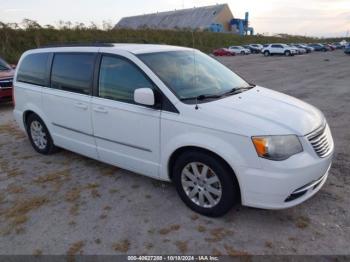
xmin=198 ymin=86 xmax=324 ymax=136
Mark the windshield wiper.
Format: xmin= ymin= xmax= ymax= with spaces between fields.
xmin=180 ymin=93 xmax=223 ymax=101
xmin=180 ymin=85 xmax=255 ymax=102
xmin=221 ymin=85 xmax=255 ymax=97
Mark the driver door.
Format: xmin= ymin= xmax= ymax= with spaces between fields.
xmin=91 ymin=53 xmax=161 ymax=178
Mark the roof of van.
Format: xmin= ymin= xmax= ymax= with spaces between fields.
xmin=33 ymin=43 xmax=193 ymax=55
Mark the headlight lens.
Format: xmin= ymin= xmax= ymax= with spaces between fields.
xmin=252 ymin=135 xmax=303 ymax=161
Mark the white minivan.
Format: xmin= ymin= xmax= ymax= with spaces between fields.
xmin=13 ymin=44 xmax=334 ymax=216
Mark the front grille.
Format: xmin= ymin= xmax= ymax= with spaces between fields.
xmin=0 ymin=78 xmax=13 ymax=88
xmin=307 ymin=124 xmax=331 ymax=158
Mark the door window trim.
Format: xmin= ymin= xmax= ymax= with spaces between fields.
xmin=94 ymin=53 xmax=179 ymax=113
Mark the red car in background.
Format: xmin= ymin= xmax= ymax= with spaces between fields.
xmin=0 ymin=57 xmax=15 ymax=102
xmin=213 ymin=48 xmax=235 ymax=56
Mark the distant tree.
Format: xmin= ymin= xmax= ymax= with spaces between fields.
xmin=21 ymin=19 xmax=41 ymax=29
xmin=0 ymin=21 xmax=8 ymax=29
xmin=89 ymin=21 xmax=98 ymax=30
xmin=74 ymin=22 xmax=86 ymax=30
xmin=7 ymin=23 xmax=20 ymax=29
xmin=44 ymin=24 xmax=55 ymax=30
xmin=102 ymin=20 xmax=113 ymax=31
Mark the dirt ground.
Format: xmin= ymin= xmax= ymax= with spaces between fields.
xmin=0 ymin=50 xmax=349 ymax=256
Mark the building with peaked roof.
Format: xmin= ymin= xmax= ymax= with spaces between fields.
xmin=115 ymin=4 xmax=237 ymax=33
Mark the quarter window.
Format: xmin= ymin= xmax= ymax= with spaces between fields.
xmin=17 ymin=53 xmax=49 ymax=86
xmin=98 ymin=56 xmax=154 ymax=103
xmin=51 ymin=53 xmax=95 ymax=95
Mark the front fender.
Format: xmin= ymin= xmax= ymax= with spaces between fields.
xmin=160 ymin=129 xmax=261 ymax=183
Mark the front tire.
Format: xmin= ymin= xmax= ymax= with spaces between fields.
xmin=26 ymin=114 xmax=57 ymax=155
xmin=264 ymin=51 xmax=270 ymax=56
xmin=285 ymin=50 xmax=291 ymax=56
xmin=173 ymin=151 xmax=239 ymax=217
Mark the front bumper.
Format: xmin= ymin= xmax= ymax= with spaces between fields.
xmin=237 ymin=126 xmax=334 ymax=209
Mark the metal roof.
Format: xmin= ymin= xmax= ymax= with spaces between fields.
xmin=116 ymin=4 xmax=229 ymax=30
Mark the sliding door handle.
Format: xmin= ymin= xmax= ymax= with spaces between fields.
xmin=94 ymin=107 xmax=108 ymax=114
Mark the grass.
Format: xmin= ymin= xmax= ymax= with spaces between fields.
xmin=65 ymin=188 xmax=81 ymax=202
xmin=175 ymin=241 xmax=188 ymax=254
xmin=0 ymin=123 xmax=26 ymax=139
xmin=295 ymin=216 xmax=311 ymax=229
xmin=6 ymin=185 xmax=26 ymax=194
xmin=1 ymin=196 xmax=48 ymax=234
xmin=67 ymin=241 xmax=85 ymax=255
xmin=34 ymin=169 xmax=71 ymax=184
xmin=205 ymin=227 xmax=234 ymax=243
xmin=158 ymin=224 xmax=181 ymax=235
xmin=112 ymin=239 xmax=130 ymax=253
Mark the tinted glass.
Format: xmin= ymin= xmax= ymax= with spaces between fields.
xmin=138 ymin=51 xmax=249 ymax=101
xmin=99 ymin=56 xmax=154 ymax=103
xmin=17 ymin=53 xmax=49 ymax=86
xmin=271 ymin=45 xmax=281 ymax=48
xmin=51 ymin=53 xmax=94 ymax=95
xmin=0 ymin=58 xmax=11 ymax=71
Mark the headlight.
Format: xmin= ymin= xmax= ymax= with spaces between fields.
xmin=251 ymin=135 xmax=303 ymax=161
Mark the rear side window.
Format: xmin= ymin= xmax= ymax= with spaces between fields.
xmin=51 ymin=53 xmax=95 ymax=95
xmin=98 ymin=55 xmax=154 ymax=103
xmin=17 ymin=53 xmax=49 ymax=86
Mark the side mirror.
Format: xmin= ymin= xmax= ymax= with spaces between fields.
xmin=10 ymin=64 xmax=16 ymax=69
xmin=134 ymin=88 xmax=155 ymax=106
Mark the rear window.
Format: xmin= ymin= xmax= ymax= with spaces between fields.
xmin=17 ymin=53 xmax=49 ymax=86
xmin=51 ymin=53 xmax=95 ymax=95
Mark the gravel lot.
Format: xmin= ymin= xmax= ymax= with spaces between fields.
xmin=0 ymin=50 xmax=349 ymax=256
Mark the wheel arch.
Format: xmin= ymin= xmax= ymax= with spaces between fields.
xmin=167 ymin=146 xmax=242 ymax=201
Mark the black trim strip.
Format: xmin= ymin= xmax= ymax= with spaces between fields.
xmin=52 ymin=122 xmax=152 ymax=152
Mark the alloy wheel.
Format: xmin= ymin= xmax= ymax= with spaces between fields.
xmin=30 ymin=120 xmax=47 ymax=150
xmin=181 ymin=162 xmax=222 ymax=208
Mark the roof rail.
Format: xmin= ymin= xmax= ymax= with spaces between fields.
xmin=38 ymin=42 xmax=115 ymax=48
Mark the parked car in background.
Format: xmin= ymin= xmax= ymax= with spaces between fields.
xmin=262 ymin=44 xmax=297 ymax=56
xmin=213 ymin=48 xmax=235 ymax=56
xmin=0 ymin=57 xmax=15 ymax=102
xmin=13 ymin=44 xmax=334 ymax=217
xmin=322 ymin=44 xmax=334 ymax=51
xmin=294 ymin=44 xmax=313 ymax=53
xmin=289 ymin=44 xmax=306 ymax=55
xmin=308 ymin=44 xmax=328 ymax=52
xmin=334 ymin=43 xmax=343 ymax=49
xmin=228 ymin=46 xmax=251 ymax=55
xmin=345 ymin=45 xmax=350 ymax=55
xmin=243 ymin=44 xmax=261 ymax=54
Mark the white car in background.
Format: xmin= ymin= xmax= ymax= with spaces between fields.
xmin=262 ymin=44 xmax=297 ymax=56
xmin=228 ymin=46 xmax=251 ymax=55
xmin=13 ymin=44 xmax=334 ymax=217
xmin=289 ymin=44 xmax=307 ymax=55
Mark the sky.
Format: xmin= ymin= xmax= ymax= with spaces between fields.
xmin=0 ymin=0 xmax=349 ymax=37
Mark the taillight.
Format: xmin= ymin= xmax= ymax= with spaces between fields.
xmin=12 ymin=82 xmax=15 ymax=106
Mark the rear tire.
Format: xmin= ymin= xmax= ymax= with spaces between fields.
xmin=172 ymin=150 xmax=239 ymax=217
xmin=285 ymin=50 xmax=291 ymax=56
xmin=241 ymin=51 xmax=245 ymax=55
xmin=26 ymin=114 xmax=57 ymax=155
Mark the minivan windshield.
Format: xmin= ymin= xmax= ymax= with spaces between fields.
xmin=138 ymin=51 xmax=250 ymax=102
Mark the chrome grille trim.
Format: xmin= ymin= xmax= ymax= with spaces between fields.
xmin=307 ymin=124 xmax=332 ymax=158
